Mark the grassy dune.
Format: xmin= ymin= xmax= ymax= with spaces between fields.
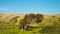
xmin=0 ymin=14 xmax=60 ymax=34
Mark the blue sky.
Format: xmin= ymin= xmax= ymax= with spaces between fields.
xmin=0 ymin=0 xmax=60 ymax=14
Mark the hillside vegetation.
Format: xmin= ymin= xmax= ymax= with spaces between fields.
xmin=0 ymin=14 xmax=60 ymax=34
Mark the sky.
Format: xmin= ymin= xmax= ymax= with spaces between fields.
xmin=0 ymin=0 xmax=60 ymax=14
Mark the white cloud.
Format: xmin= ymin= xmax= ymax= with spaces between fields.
xmin=0 ymin=8 xmax=8 ymax=10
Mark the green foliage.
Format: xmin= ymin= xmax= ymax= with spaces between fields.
xmin=39 ymin=15 xmax=60 ymax=34
xmin=0 ymin=16 xmax=20 ymax=34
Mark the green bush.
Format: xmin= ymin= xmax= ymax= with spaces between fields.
xmin=39 ymin=15 xmax=60 ymax=34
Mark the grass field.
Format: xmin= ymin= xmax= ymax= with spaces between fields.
xmin=0 ymin=14 xmax=60 ymax=34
